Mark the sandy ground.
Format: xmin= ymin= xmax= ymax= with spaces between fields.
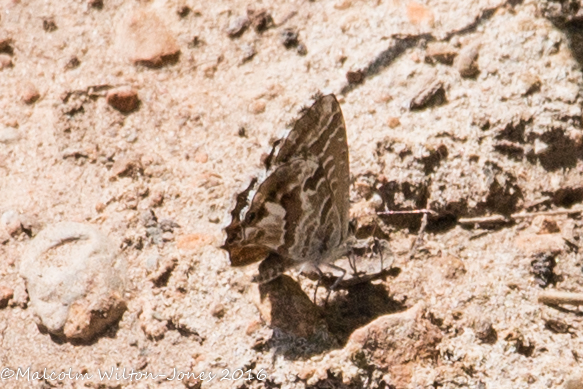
xmin=1 ymin=0 xmax=583 ymax=388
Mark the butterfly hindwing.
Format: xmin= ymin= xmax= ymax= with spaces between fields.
xmin=224 ymin=159 xmax=318 ymax=266
xmin=223 ymin=93 xmax=350 ymax=277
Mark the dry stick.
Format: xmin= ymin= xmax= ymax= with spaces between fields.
xmin=409 ymin=212 xmax=429 ymax=259
xmin=538 ymin=291 xmax=583 ymax=306
xmin=459 ymin=207 xmax=583 ymax=225
xmin=378 ymin=209 xmax=437 ymax=216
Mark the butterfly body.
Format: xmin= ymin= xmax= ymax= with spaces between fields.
xmin=222 ymin=94 xmax=350 ymax=282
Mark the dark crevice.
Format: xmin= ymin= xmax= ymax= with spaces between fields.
xmin=339 ymin=3 xmax=505 ymax=96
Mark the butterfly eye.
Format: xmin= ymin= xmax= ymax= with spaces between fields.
xmin=247 ymin=212 xmax=257 ymax=223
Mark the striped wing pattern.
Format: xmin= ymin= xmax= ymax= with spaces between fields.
xmin=222 ymin=94 xmax=350 ymax=280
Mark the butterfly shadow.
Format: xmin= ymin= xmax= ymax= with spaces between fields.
xmin=256 ymin=268 xmax=404 ymax=359
xmin=320 ymin=269 xmax=406 ymax=347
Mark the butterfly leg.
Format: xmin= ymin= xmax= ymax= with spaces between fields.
xmin=328 ymin=263 xmax=347 ymax=290
xmin=312 ymin=265 xmax=326 ymax=304
xmin=348 ymin=250 xmax=359 ymax=275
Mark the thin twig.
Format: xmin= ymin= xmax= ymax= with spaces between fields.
xmin=458 ymin=215 xmax=509 ymax=224
xmin=538 ymin=291 xmax=583 ymax=306
xmin=459 ymin=207 xmax=583 ymax=226
xmin=409 ymin=212 xmax=428 ymax=259
xmin=378 ymin=209 xmax=437 ymax=216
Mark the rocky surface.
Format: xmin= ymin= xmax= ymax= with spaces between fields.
xmin=0 ymin=0 xmax=583 ymax=388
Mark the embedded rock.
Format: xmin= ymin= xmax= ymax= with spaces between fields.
xmin=20 ymin=222 xmax=127 ymax=341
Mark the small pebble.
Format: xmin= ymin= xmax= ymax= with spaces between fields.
xmin=194 ymin=152 xmax=208 ymax=163
xmin=296 ymin=43 xmax=308 ymax=56
xmin=176 ymin=233 xmax=213 ymax=250
xmin=245 ymin=319 xmax=262 ymax=335
xmin=123 ymin=9 xmax=180 ymax=67
xmin=65 ymin=56 xmax=80 ymax=70
xmin=534 ymin=138 xmax=549 ymax=155
xmin=455 ymin=44 xmax=480 ymax=78
xmin=126 ymin=131 xmax=138 ymax=143
xmin=88 ymin=0 xmax=103 ymax=9
xmin=141 ymin=210 xmax=158 ymax=227
xmin=409 ymin=79 xmax=445 ymax=110
xmin=211 ymin=303 xmax=225 ymax=318
xmin=425 ymin=42 xmax=458 ymax=65
xmin=249 ymin=9 xmax=274 ymax=32
xmin=110 ymin=157 xmax=141 ymax=178
xmin=0 ymin=54 xmax=12 ymax=69
xmin=0 ymin=229 xmax=9 ymax=245
xmin=474 ymin=319 xmax=497 ymax=343
xmin=95 ymin=202 xmax=106 ymax=213
xmin=515 ymin=72 xmax=541 ymax=96
xmin=201 ymin=63 xmax=217 ymax=79
xmin=545 ymin=318 xmax=570 ymax=334
xmin=21 ymin=83 xmax=40 ymax=104
xmin=375 ymin=92 xmax=392 ymax=103
xmin=147 ymin=256 xmax=177 ymax=285
xmin=407 ymin=1 xmax=434 ymax=26
xmin=145 ymin=253 xmax=160 ymax=271
xmin=159 ymin=219 xmax=180 ymax=232
xmin=531 ymin=252 xmax=556 ymax=288
xmin=0 ymin=286 xmax=13 ymax=308
xmin=19 ymin=214 xmax=41 ymax=236
xmin=240 ymin=44 xmax=256 ymax=64
xmin=0 ymin=36 xmax=12 ymax=53
xmin=43 ymin=18 xmax=58 ymax=32
xmin=280 ymin=28 xmax=299 ymax=48
xmin=188 ymin=36 xmax=201 ymax=48
xmin=177 ymin=5 xmax=191 ymax=18
xmin=0 ymin=127 xmax=20 ymax=144
xmin=346 ymin=70 xmax=364 ymax=84
xmin=248 ymin=100 xmax=266 ymax=114
xmin=226 ymin=15 xmax=249 ymax=38
xmin=334 ymin=0 xmax=352 ymax=10
xmin=106 ymin=87 xmax=139 ymax=113
xmin=387 ymin=117 xmax=401 ymax=128
xmin=532 ymin=216 xmax=560 ymax=234
xmin=1 ymin=210 xmax=21 ymax=236
xmin=149 ymin=189 xmax=164 ymax=207
xmin=4 ymin=119 xmax=18 ymax=128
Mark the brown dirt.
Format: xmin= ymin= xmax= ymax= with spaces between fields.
xmin=1 ymin=0 xmax=583 ymax=388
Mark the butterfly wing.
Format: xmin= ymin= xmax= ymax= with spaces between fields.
xmin=275 ymin=94 xmax=350 ymax=243
xmin=223 ymin=94 xmax=350 ymax=269
xmin=223 ymin=159 xmax=318 ymax=266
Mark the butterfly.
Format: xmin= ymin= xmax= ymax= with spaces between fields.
xmin=222 ymin=93 xmax=352 ymax=284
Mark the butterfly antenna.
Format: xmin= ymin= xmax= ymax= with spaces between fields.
xmin=375 ymin=237 xmax=384 ymax=271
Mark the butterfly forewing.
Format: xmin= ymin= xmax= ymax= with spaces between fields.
xmin=223 ymin=94 xmax=350 ymax=277
xmin=275 ymin=95 xmax=350 ymax=242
